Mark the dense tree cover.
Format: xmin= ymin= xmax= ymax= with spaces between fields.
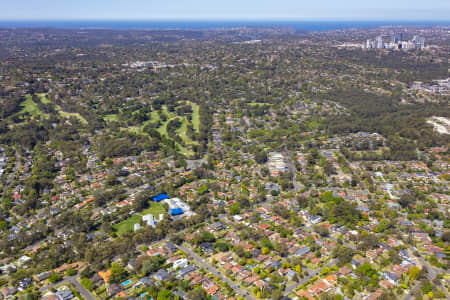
xmin=333 ymin=245 xmax=355 ymax=267
xmin=337 ymin=48 xmax=449 ymax=83
xmin=318 ymin=192 xmax=362 ymax=227
xmin=0 ymin=95 xmax=24 ymax=118
xmin=325 ymin=87 xmax=449 ymax=155
xmin=140 ymin=255 xmax=167 ymax=275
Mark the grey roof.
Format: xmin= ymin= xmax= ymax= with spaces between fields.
xmin=178 ymin=265 xmax=196 ymax=277
xmin=56 ymin=289 xmax=74 ymax=300
xmin=295 ymin=246 xmax=311 ymax=256
xmin=153 ymin=269 xmax=169 ymax=281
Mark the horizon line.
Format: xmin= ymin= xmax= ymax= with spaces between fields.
xmin=1 ymin=18 xmax=450 ymax=22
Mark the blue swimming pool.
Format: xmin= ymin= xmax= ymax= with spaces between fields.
xmin=121 ymin=279 xmax=131 ymax=287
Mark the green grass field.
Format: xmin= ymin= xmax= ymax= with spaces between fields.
xmin=141 ymin=202 xmax=166 ymax=219
xmin=104 ymin=114 xmax=118 ymax=122
xmin=37 ymin=93 xmax=51 ymax=104
xmin=59 ymin=111 xmax=88 ymax=124
xmin=118 ymin=102 xmax=199 ymax=157
xmin=19 ymin=95 xmax=49 ymax=119
xmin=113 ymin=214 xmax=142 ymax=235
xmin=188 ymin=101 xmax=200 ymax=131
xmin=18 ymin=94 xmax=87 ymax=124
xmin=247 ymin=102 xmax=273 ymax=107
xmin=113 ymin=202 xmax=167 ymax=234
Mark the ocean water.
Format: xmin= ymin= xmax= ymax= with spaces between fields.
xmin=0 ymin=20 xmax=449 ymax=31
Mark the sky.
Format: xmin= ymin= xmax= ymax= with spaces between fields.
xmin=2 ymin=0 xmax=450 ymax=21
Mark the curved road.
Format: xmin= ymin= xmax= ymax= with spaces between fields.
xmin=40 ymin=275 xmax=95 ymax=300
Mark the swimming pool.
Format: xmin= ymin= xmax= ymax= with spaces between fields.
xmin=121 ymin=279 xmax=131 ymax=287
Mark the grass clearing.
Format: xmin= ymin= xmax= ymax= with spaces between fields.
xmin=19 ymin=93 xmax=87 ymax=124
xmin=19 ymin=95 xmax=49 ymax=119
xmin=176 ymin=117 xmax=198 ymax=146
xmin=113 ymin=202 xmax=167 ymax=235
xmin=104 ymin=114 xmax=119 ymax=122
xmin=140 ymin=202 xmax=166 ymax=219
xmin=37 ymin=93 xmax=51 ymax=104
xmin=113 ymin=214 xmax=141 ymax=235
xmin=247 ymin=102 xmax=272 ymax=107
xmin=189 ymin=101 xmax=200 ymax=131
xmin=59 ymin=111 xmax=88 ymax=124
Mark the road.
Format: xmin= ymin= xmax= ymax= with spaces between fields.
xmin=402 ymin=283 xmax=418 ymax=300
xmin=178 ymin=244 xmax=255 ymax=300
xmin=284 ymin=259 xmax=337 ymax=296
xmin=285 ymin=151 xmax=301 ymax=191
xmin=417 ymin=256 xmax=449 ymax=299
xmin=328 ymin=235 xmax=357 ymax=251
xmin=401 ymin=244 xmax=449 ymax=300
xmin=40 ymin=275 xmax=95 ymax=300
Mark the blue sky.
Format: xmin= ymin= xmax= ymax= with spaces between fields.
xmin=2 ymin=0 xmax=450 ymax=20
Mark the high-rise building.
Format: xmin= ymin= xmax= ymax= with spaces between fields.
xmin=376 ymin=36 xmax=384 ymax=49
xmin=419 ymin=37 xmax=425 ymax=49
xmin=412 ymin=35 xmax=425 ymax=49
xmin=392 ymin=33 xmax=403 ymax=44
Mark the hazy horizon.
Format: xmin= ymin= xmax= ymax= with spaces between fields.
xmin=2 ymin=0 xmax=450 ymax=21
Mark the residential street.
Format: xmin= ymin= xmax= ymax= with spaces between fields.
xmin=178 ymin=244 xmax=256 ymax=300
xmin=285 ymin=151 xmax=301 ymax=191
xmin=284 ymin=259 xmax=337 ymax=296
xmin=39 ymin=275 xmax=96 ymax=300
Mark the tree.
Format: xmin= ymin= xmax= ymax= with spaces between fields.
xmin=105 ymin=174 xmax=119 ymax=186
xmin=187 ymin=288 xmax=208 ymax=300
xmin=333 ymin=246 xmax=354 ymax=266
xmin=157 ymin=290 xmax=173 ymax=300
xmin=197 ymin=184 xmax=209 ymax=195
xmin=214 ymin=242 xmax=229 ymax=252
xmin=274 ymin=242 xmax=288 ymax=257
xmin=141 ymin=255 xmax=166 ymax=275
xmin=399 ymin=193 xmax=414 ymax=208
xmin=409 ymin=266 xmax=420 ymax=281
xmin=255 ymin=150 xmax=268 ymax=164
xmin=271 ymin=289 xmax=283 ymax=300
xmin=312 ymin=224 xmax=329 ymax=237
xmin=80 ymin=277 xmax=94 ymax=291
xmin=110 ymin=263 xmax=128 ymax=283
xmin=133 ymin=191 xmax=150 ymax=212
xmin=235 ymin=245 xmax=245 ymax=257
xmin=230 ymin=202 xmax=240 ymax=215
xmin=323 ymin=160 xmax=336 ymax=176
xmin=93 ymin=189 xmax=112 ymax=207
xmin=261 ymin=237 xmax=273 ymax=250
xmin=441 ymin=231 xmax=450 ymax=243
xmin=48 ymin=273 xmax=61 ymax=284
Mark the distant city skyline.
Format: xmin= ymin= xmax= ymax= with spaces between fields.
xmin=1 ymin=0 xmax=450 ymax=21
